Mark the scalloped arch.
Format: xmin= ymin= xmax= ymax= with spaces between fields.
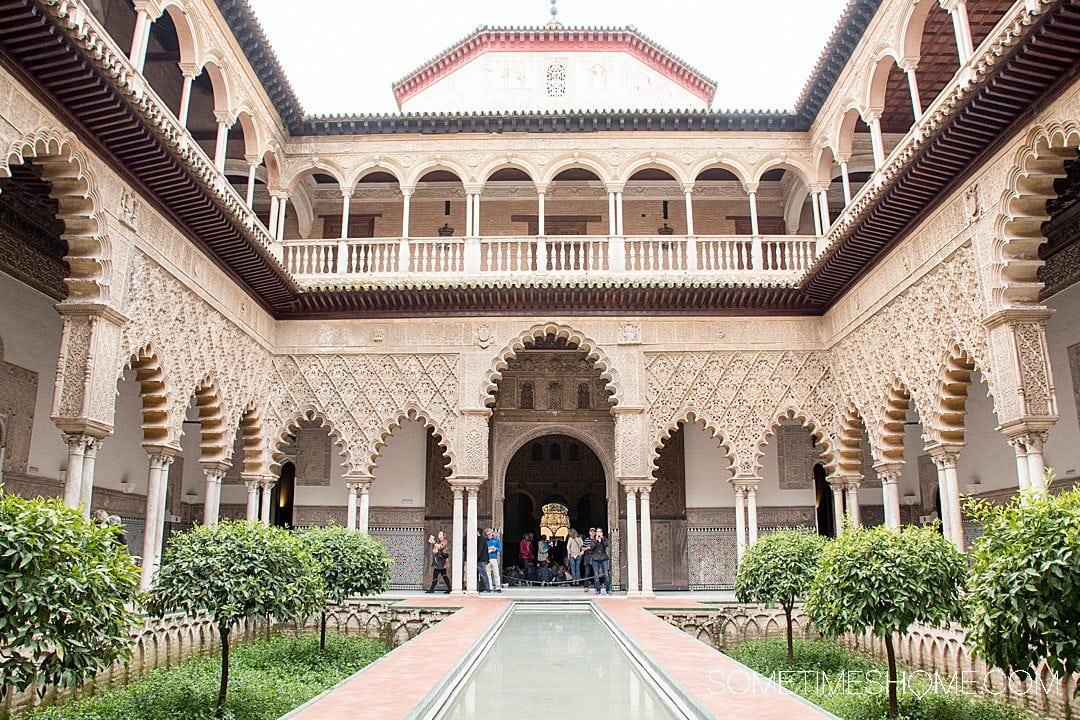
xmin=119 ymin=343 xmax=172 ymax=446
xmin=235 ymin=401 xmax=267 ymax=475
xmin=754 ymin=407 xmax=837 ymax=476
xmin=480 ymin=323 xmax=621 ymax=408
xmin=189 ymin=375 xmax=226 ymax=464
xmin=271 ymin=406 xmax=352 ymax=474
xmin=649 ymin=411 xmax=734 ymax=477
xmin=1 ymin=129 xmax=109 ymax=302
xmin=876 ymin=377 xmax=928 ymax=464
xmin=993 ymin=121 xmax=1080 ymax=309
xmin=366 ymin=405 xmax=455 ymax=477
xmin=930 ymin=341 xmax=996 ymax=447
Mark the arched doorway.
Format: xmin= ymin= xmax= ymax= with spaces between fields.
xmin=814 ymin=464 xmax=834 ymax=537
xmin=503 ymin=434 xmax=607 ymax=570
xmin=271 ymin=461 xmax=295 ymax=528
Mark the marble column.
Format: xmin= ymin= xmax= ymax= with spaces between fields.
xmin=615 ymin=191 xmax=625 ymax=236
xmin=1022 ymin=432 xmax=1048 ymax=492
xmin=201 ymin=463 xmax=228 ymax=526
xmin=844 ymin=480 xmax=861 ymax=527
xmin=140 ymin=447 xmax=177 ymax=590
xmin=624 ymin=484 xmax=640 ymax=596
xmin=639 ymin=486 xmax=654 ymax=596
xmin=213 ymin=115 xmax=231 ymax=173
xmin=746 ymin=485 xmax=759 ymax=547
xmin=465 ymin=192 xmax=474 ymax=237
xmin=244 ymin=479 xmax=260 ymax=522
xmin=607 ymin=191 xmax=617 ymax=235
xmin=466 ymin=486 xmax=480 ymax=594
xmin=733 ymin=485 xmax=747 ymax=561
xmin=830 ymin=480 xmax=846 ymax=536
xmin=259 ymin=477 xmax=275 ymax=525
xmin=177 ymin=65 xmax=198 ymax=128
xmin=684 ymin=190 xmax=695 ymax=236
xmin=875 ymin=464 xmax=903 ymax=530
xmin=79 ymin=437 xmax=102 ymax=517
xmin=930 ymin=448 xmax=964 ymax=549
xmin=129 ymin=8 xmax=153 ymax=72
xmin=902 ymin=63 xmax=923 ymax=121
xmin=62 ymin=433 xmax=89 ymax=510
xmin=944 ymin=0 xmax=975 ymax=63
xmin=245 ymin=161 xmax=258 ymax=208
xmin=451 ymin=485 xmax=464 ymax=595
xmin=839 ymin=160 xmax=852 ymax=206
xmin=818 ymin=189 xmax=831 ymax=229
xmin=358 ymin=481 xmax=371 ymax=534
xmin=1007 ymin=437 xmax=1031 ymax=491
xmin=276 ymin=196 xmax=288 ymax=242
xmin=867 ymin=113 xmax=886 ymax=169
xmin=538 ymin=192 xmax=546 ymax=236
xmin=345 ymin=482 xmax=360 ymax=530
xmin=810 ymin=187 xmax=823 ymax=235
xmin=747 ymin=188 xmax=760 ymax=235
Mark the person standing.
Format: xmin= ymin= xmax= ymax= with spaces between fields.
xmin=537 ymin=534 xmax=550 ymax=566
xmin=592 ymin=528 xmax=611 ymax=595
xmin=427 ymin=530 xmax=451 ymax=593
xmin=476 ymin=528 xmax=491 ymax=592
xmin=485 ymin=529 xmax=503 ymax=592
xmin=581 ymin=527 xmax=597 ymax=593
xmin=518 ymin=533 xmax=533 ymax=572
xmin=566 ymin=529 xmax=583 ymax=585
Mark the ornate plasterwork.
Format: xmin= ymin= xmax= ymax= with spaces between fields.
xmin=265 ymin=353 xmax=459 ymax=476
xmin=119 ymin=251 xmax=273 ymax=452
xmin=644 ymin=350 xmax=839 ymax=477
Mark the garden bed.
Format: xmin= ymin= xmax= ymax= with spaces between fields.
xmin=727 ymin=638 xmax=1035 ymax=720
xmin=19 ymin=634 xmax=388 ymax=720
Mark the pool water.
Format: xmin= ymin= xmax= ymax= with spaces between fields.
xmin=440 ymin=607 xmax=680 ymax=719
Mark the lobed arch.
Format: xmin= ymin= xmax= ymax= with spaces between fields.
xmin=271 ymin=406 xmax=352 ymax=475
xmin=931 ymin=342 xmax=994 ymax=447
xmin=649 ymin=411 xmax=734 ymax=478
xmin=688 ymin=158 xmax=752 ymax=187
xmin=235 ymin=401 xmax=267 ymax=475
xmin=345 ymin=162 xmax=407 ymax=191
xmin=994 ymin=121 xmax=1080 ymax=308
xmin=366 ymin=405 xmax=456 ymax=478
xmin=480 ymin=323 xmax=621 ymax=408
xmin=618 ymin=155 xmax=692 ymax=187
xmin=876 ymin=377 xmax=930 ymax=465
xmin=404 ymin=159 xmax=471 ymax=189
xmin=477 ymin=159 xmax=540 ymax=188
xmin=754 ymin=407 xmax=838 ymax=476
xmin=120 ymin=344 xmax=171 ymax=446
xmin=189 ymin=375 xmax=226 ymax=464
xmin=539 ymin=155 xmax=611 ymax=186
xmin=836 ymin=402 xmax=875 ymax=477
xmin=2 ymin=129 xmax=110 ymax=302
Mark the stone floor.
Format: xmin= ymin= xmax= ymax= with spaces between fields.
xmin=284 ymin=592 xmax=835 ymax=720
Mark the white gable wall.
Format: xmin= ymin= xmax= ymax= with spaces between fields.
xmin=400 ymin=51 xmax=708 ymax=113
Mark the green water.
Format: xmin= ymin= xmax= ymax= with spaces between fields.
xmin=440 ymin=608 xmax=679 ymax=719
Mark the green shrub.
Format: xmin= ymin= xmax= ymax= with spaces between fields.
xmin=146 ymin=521 xmax=324 ymax=713
xmin=728 ymin=639 xmax=1026 ymax=720
xmin=735 ymin=528 xmax=828 ymax=662
xmin=21 ymin=634 xmax=387 ymax=720
xmin=965 ymin=478 xmax=1080 ymax=687
xmin=0 ymin=490 xmax=141 ymax=697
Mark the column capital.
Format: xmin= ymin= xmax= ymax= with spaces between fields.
xmin=401 ymin=185 xmax=416 ymax=197
xmin=680 ymin=182 xmax=695 ymax=194
xmin=872 ymin=462 xmax=903 ymax=483
xmin=605 ymin=183 xmax=626 ymax=194
xmin=730 ymin=476 xmax=761 ymax=490
xmin=132 ymin=0 xmax=166 ymax=19
xmin=863 ymin=108 xmax=882 ymax=124
xmin=535 ymin=182 xmax=550 ymax=195
xmin=926 ymin=442 xmax=962 ymax=469
xmin=897 ymin=58 xmax=919 ymax=73
xmin=462 ymin=183 xmax=483 ymax=195
xmin=213 ymin=110 xmax=236 ymax=127
xmin=981 ymin=307 xmax=1054 ymax=330
xmin=825 ymin=473 xmax=847 ymax=490
xmin=937 ymin=0 xmax=966 ymax=13
xmin=449 ymin=476 xmax=487 ymax=490
xmin=835 ymin=154 xmax=852 ymax=165
xmin=344 ymin=473 xmax=373 ymax=491
xmin=200 ymin=459 xmax=231 ymax=476
xmin=741 ymin=181 xmax=759 ymax=195
xmin=179 ymin=62 xmax=200 ymax=79
xmin=619 ymin=477 xmax=653 ymax=493
xmin=259 ymin=474 xmax=278 ymax=490
xmin=243 ymin=478 xmax=262 ymax=492
xmin=143 ymin=443 xmax=180 ymax=463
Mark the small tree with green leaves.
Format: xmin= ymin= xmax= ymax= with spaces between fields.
xmin=301 ymin=523 xmax=392 ymax=650
xmin=0 ymin=490 xmax=141 ymax=698
xmin=146 ymin=520 xmax=323 ymax=715
xmin=805 ymin=524 xmax=966 ymax=719
xmin=735 ymin=528 xmax=828 ymax=663
xmin=965 ymin=473 xmax=1080 ymax=694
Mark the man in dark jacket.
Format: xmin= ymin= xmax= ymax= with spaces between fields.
xmin=476 ymin=529 xmax=490 ymax=592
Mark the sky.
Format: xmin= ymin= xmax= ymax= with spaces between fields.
xmin=245 ymin=0 xmax=852 ymax=116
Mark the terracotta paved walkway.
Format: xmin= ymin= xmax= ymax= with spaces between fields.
xmin=286 ymin=594 xmax=835 ymax=720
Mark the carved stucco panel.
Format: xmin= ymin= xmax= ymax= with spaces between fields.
xmin=1015 ymin=322 xmax=1054 ymax=417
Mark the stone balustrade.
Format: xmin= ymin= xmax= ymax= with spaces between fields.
xmin=283 ymin=234 xmax=819 ymax=284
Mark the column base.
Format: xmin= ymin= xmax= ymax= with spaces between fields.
xmin=639 ymin=591 xmax=655 ymax=599
xmin=464 ymin=590 xmax=479 ymax=597
xmin=626 ymin=590 xmax=643 ymax=598
xmin=450 ymin=589 xmax=466 ymax=596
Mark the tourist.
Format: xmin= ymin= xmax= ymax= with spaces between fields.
xmin=581 ymin=527 xmax=597 ymax=592
xmin=537 ymin=534 xmax=550 ymax=565
xmin=485 ymin=529 xmax=503 ymax=592
xmin=108 ymin=514 xmax=127 ymax=546
xmin=426 ymin=530 xmax=450 ymax=593
xmin=592 ymin=528 xmax=611 ymax=595
xmin=566 ymin=528 xmax=583 ymax=585
xmin=537 ymin=560 xmax=556 ymax=585
xmin=476 ymin=528 xmax=490 ymax=592
xmin=518 ymin=532 xmax=533 ymax=571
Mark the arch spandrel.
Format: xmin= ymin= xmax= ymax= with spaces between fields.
xmin=271 ymin=405 xmax=353 ymax=476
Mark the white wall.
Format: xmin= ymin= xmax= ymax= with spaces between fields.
xmin=954 ymin=371 xmax=1017 ymax=493
xmin=757 ymin=420 xmax=818 ymax=507
xmin=94 ymin=370 xmax=152 ymax=498
xmin=369 ymin=419 xmax=427 ymax=508
xmin=0 ymin=272 xmax=65 ymax=479
xmin=1044 ymin=281 xmax=1080 ymax=484
xmin=401 ymin=50 xmax=707 ymax=113
xmin=683 ymin=421 xmax=732 ymax=507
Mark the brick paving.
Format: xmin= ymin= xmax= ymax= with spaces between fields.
xmin=288 ymin=593 xmax=834 ymax=720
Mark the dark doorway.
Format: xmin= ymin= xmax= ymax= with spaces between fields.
xmin=814 ymin=464 xmax=834 ymax=537
xmin=503 ymin=434 xmax=606 ymax=570
xmin=272 ymin=462 xmax=295 ymax=528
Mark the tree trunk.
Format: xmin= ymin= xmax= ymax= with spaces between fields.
xmin=320 ymin=610 xmax=327 ymax=652
xmin=217 ymin=623 xmax=231 ymax=715
xmin=884 ymin=631 xmax=898 ymax=719
xmin=784 ymin=605 xmax=794 ymax=664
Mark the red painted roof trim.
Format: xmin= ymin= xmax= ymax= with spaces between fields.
xmin=392 ymin=28 xmax=717 ymax=109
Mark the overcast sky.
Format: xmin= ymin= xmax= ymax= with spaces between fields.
xmin=246 ymin=0 xmax=851 ymax=115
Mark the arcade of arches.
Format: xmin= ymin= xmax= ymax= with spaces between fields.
xmin=0 ymin=0 xmax=1079 ymax=598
